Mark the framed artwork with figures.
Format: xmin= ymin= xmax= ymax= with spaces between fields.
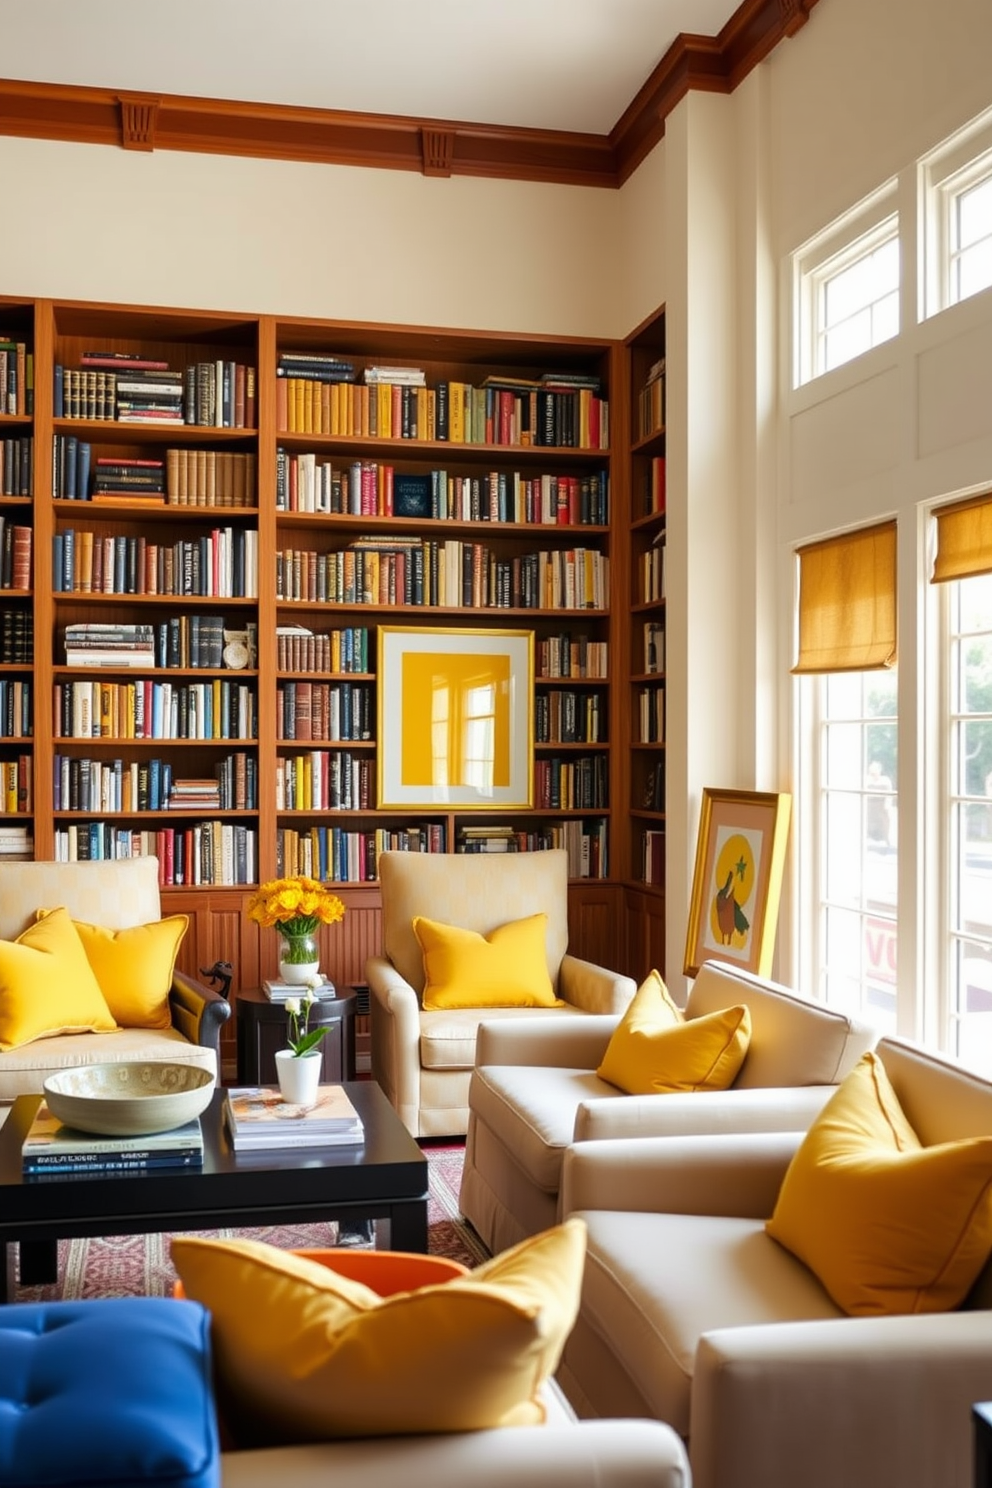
xmin=683 ymin=788 xmax=791 ymax=979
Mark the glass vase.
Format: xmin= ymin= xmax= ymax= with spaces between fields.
xmin=278 ymin=929 xmax=320 ymax=985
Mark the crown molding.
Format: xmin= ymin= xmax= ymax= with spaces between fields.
xmin=0 ymin=0 xmax=818 ymax=189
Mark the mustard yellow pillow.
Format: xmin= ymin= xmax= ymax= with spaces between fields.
xmin=597 ymin=968 xmax=751 ymax=1094
xmin=766 ymin=1051 xmax=992 ymax=1316
xmin=0 ymin=905 xmax=117 ymax=1050
xmin=413 ymin=912 xmax=562 ymax=1011
xmin=38 ymin=910 xmax=188 ymax=1029
xmin=171 ymin=1218 xmax=587 ymax=1445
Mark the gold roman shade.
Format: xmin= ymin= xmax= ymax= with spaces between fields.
xmin=930 ymin=493 xmax=992 ymax=584
xmin=793 ymin=521 xmax=897 ymax=673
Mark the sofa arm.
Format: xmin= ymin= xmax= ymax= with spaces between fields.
xmin=562 ymin=1131 xmax=802 ymax=1219
xmin=366 ymin=955 xmax=423 ymax=1133
xmin=559 ymin=954 xmax=637 ymax=1015
xmin=169 ymin=971 xmax=231 ymax=1057
xmin=574 ymin=1085 xmax=837 ymax=1142
xmin=220 ymin=1421 xmax=690 ymax=1488
xmin=476 ymin=1014 xmax=620 ymax=1069
xmin=690 ymin=1310 xmax=992 ymax=1488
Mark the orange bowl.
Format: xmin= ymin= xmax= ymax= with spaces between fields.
xmin=173 ymin=1246 xmax=468 ymax=1299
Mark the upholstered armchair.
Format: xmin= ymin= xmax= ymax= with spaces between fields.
xmin=0 ymin=856 xmax=229 ymax=1099
xmin=366 ymin=849 xmax=636 ymax=1138
xmin=557 ymin=1035 xmax=992 ymax=1488
xmin=459 ymin=960 xmax=878 ymax=1252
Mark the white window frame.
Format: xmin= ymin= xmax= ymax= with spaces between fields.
xmin=921 ymin=104 xmax=992 ymax=319
xmin=792 ymin=180 xmax=899 ymax=388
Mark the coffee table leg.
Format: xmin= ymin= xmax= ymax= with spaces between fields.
xmin=388 ymin=1199 xmax=429 ymax=1253
xmin=19 ymin=1239 xmax=58 ymax=1286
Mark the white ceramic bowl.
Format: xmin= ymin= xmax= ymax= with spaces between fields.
xmin=43 ymin=1062 xmax=216 ymax=1136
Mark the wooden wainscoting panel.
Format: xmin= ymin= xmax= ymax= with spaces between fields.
xmin=622 ymin=884 xmax=666 ymax=984
xmin=567 ymin=882 xmax=622 ymax=971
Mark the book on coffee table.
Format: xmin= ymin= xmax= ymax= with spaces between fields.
xmin=224 ymin=1084 xmax=364 ymax=1150
xmin=21 ymin=1100 xmax=204 ymax=1173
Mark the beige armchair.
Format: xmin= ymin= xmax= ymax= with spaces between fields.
xmin=556 ymin=1035 xmax=992 ymax=1488
xmin=460 ymin=961 xmax=878 ymax=1253
xmin=0 ymin=856 xmax=229 ymax=1099
xmin=366 ymin=849 xmax=636 ymax=1138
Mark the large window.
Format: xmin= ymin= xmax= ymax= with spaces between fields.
xmin=922 ymin=105 xmax=992 ymax=317
xmin=812 ymin=670 xmax=898 ymax=1030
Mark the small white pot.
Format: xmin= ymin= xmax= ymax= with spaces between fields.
xmin=275 ymin=1048 xmax=323 ymax=1106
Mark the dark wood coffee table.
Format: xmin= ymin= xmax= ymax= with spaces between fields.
xmin=0 ymin=1081 xmax=428 ymax=1303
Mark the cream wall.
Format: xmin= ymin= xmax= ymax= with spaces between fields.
xmin=0 ymin=135 xmax=625 ymax=337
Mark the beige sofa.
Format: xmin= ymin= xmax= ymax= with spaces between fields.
xmin=366 ymin=849 xmax=636 ymax=1138
xmin=460 ymin=961 xmax=878 ymax=1253
xmin=556 ymin=1035 xmax=992 ymax=1488
xmin=0 ymin=857 xmax=229 ymax=1099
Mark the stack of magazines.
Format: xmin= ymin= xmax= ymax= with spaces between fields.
xmin=262 ymin=976 xmax=336 ymax=1003
xmin=224 ymin=1085 xmax=364 ymax=1150
xmin=22 ymin=1101 xmax=204 ymax=1175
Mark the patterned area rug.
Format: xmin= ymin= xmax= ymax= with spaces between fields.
xmin=12 ymin=1139 xmax=489 ymax=1303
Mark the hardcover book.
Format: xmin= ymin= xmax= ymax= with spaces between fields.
xmin=224 ymin=1085 xmax=363 ymax=1149
xmin=22 ymin=1101 xmax=204 ymax=1172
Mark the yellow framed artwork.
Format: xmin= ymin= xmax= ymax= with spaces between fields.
xmin=377 ymin=626 xmax=534 ymax=809
xmin=683 ymin=787 xmax=792 ymax=978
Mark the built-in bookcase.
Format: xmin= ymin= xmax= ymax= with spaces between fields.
xmin=0 ymin=294 xmax=642 ymax=1066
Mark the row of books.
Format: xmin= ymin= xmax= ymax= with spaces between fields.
xmin=638 ymin=357 xmax=666 ymax=440
xmin=54 ymin=821 xmax=258 ymax=885
xmin=274 ymin=822 xmax=447 ymax=882
xmin=533 ymin=755 xmax=609 ymax=810
xmin=275 ymin=625 xmax=369 ymax=675
xmin=0 ymin=823 xmax=32 ymax=858
xmin=1 ymin=434 xmax=31 ymax=496
xmin=276 ymin=374 xmax=609 ymax=449
xmin=535 ymin=633 xmax=608 ymax=680
xmin=275 ymin=751 xmax=372 ymax=812
xmin=53 ymin=679 xmax=258 ymax=742
xmin=53 ymin=356 xmax=256 ymax=428
xmin=534 ymin=688 xmax=605 ymax=744
xmin=275 ymin=541 xmax=609 ymax=611
xmin=0 ymin=754 xmax=31 ymax=813
xmin=53 ymin=752 xmax=257 ymax=814
xmin=643 ymin=455 xmax=666 ymax=517
xmin=638 ymin=686 xmax=666 ymax=744
xmin=0 ymin=338 xmax=32 ymax=416
xmin=642 ymin=827 xmax=665 ymax=885
xmin=276 ymin=681 xmax=373 ymax=743
xmin=0 ymin=679 xmax=31 ymax=738
xmin=276 ymin=452 xmax=609 ymax=527
xmin=53 ymin=528 xmax=259 ymax=598
xmin=0 ymin=519 xmax=32 ymax=590
xmin=0 ymin=607 xmax=32 ymax=663
xmin=51 ymin=438 xmax=258 ymax=508
xmin=641 ymin=758 xmax=666 ymax=812
xmin=453 ymin=819 xmax=607 ymax=878
xmin=642 ymin=537 xmax=666 ymax=603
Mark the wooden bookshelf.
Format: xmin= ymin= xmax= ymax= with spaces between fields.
xmin=624 ymin=306 xmax=666 ymax=972
xmin=2 ymin=292 xmax=652 ymax=1067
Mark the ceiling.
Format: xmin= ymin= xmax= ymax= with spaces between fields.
xmin=0 ymin=0 xmax=744 ymax=136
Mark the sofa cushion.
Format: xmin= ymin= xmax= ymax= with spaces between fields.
xmin=574 ymin=1209 xmax=841 ymax=1436
xmin=0 ymin=906 xmax=117 ymax=1051
xmin=37 ymin=910 xmax=188 ymax=1029
xmin=0 ymin=1297 xmax=219 ymax=1488
xmin=171 ymin=1219 xmax=587 ymax=1444
xmin=766 ymin=1051 xmax=992 ymax=1315
xmin=597 ymin=970 xmax=751 ymax=1095
xmin=414 ymin=913 xmax=561 ymax=1011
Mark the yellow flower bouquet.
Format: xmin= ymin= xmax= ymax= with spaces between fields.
xmin=246 ymin=875 xmax=346 ymax=967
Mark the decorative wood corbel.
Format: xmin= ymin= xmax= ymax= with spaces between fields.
xmin=421 ymin=127 xmax=455 ymax=177
xmin=778 ymin=0 xmax=814 ymax=37
xmin=118 ymin=93 xmax=160 ymax=151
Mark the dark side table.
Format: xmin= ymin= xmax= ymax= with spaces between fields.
xmin=236 ymin=985 xmax=357 ymax=1085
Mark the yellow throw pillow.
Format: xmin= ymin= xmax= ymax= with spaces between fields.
xmin=0 ymin=905 xmax=117 ymax=1051
xmin=38 ymin=910 xmax=188 ymax=1029
xmin=766 ymin=1051 xmax=992 ymax=1316
xmin=171 ymin=1218 xmax=587 ymax=1445
xmin=597 ymin=968 xmax=751 ymax=1094
xmin=413 ymin=912 xmax=561 ymax=1011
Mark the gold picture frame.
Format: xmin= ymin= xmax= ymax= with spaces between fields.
xmin=683 ymin=788 xmax=792 ymax=978
xmin=377 ymin=626 xmax=534 ymax=809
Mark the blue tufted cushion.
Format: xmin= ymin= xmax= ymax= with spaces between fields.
xmin=0 ymin=1297 xmax=220 ymax=1488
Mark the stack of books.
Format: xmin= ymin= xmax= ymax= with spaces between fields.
xmin=64 ymin=622 xmax=156 ymax=668
xmin=0 ymin=823 xmax=32 ymax=859
xmin=456 ymin=824 xmax=519 ymax=853
xmin=224 ymin=1085 xmax=363 ymax=1151
xmin=92 ymin=456 xmax=166 ymax=500
xmin=262 ymin=975 xmax=336 ymax=1003
xmin=21 ymin=1100 xmax=204 ymax=1175
xmin=167 ymin=777 xmax=222 ymax=811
